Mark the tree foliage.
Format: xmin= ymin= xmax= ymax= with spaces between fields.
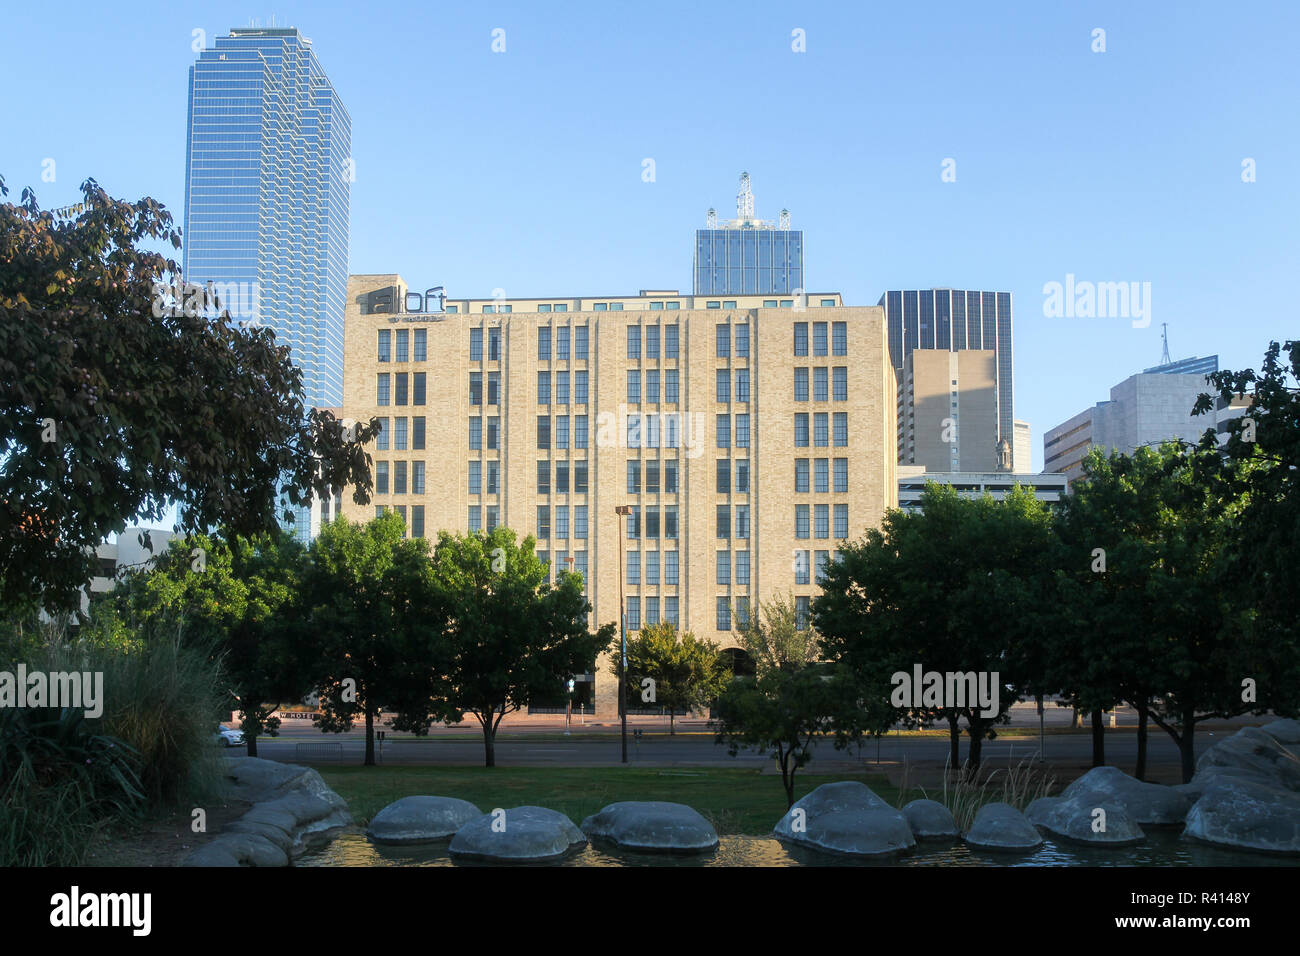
xmin=617 ymin=621 xmax=730 ymax=733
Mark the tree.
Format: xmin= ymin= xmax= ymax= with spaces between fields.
xmin=616 ymin=621 xmax=730 ymax=734
xmin=302 ymin=513 xmax=449 ymax=766
xmin=107 ymin=530 xmax=312 ymax=757
xmin=433 ymin=527 xmax=613 ymax=767
xmin=0 ymin=174 xmax=378 ymax=617
xmin=736 ymin=592 xmax=820 ymax=675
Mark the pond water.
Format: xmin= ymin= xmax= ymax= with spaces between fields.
xmin=297 ymin=830 xmax=1293 ymax=867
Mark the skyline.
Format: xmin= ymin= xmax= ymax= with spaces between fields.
xmin=3 ymin=0 xmax=1297 ymax=472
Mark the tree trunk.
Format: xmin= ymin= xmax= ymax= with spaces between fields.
xmin=1090 ymin=708 xmax=1105 ymax=767
xmin=966 ymin=718 xmax=984 ymax=778
xmin=669 ymin=709 xmax=675 ymax=736
xmin=1135 ymin=699 xmax=1149 ymax=781
xmin=947 ymin=713 xmax=961 ymax=770
xmin=1178 ymin=709 xmax=1196 ymax=783
xmin=779 ymin=745 xmax=796 ymax=809
xmin=482 ymin=712 xmax=496 ymax=768
xmin=364 ymin=705 xmax=375 ymax=766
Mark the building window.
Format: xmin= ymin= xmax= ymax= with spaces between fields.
xmin=834 ymin=412 xmax=848 ymax=446
xmin=468 ymin=506 xmax=481 ymax=532
xmin=796 ymin=458 xmax=809 ymax=492
xmin=627 ymin=597 xmax=641 ymax=632
xmin=645 ymin=506 xmax=660 ymax=539
xmin=414 ymin=328 xmax=427 ymax=361
xmin=716 ymin=505 xmax=730 ymax=539
xmin=555 ymin=505 xmax=569 ymax=539
xmin=394 ymin=417 xmax=408 ymax=450
xmin=662 ymin=504 xmax=678 ymax=539
xmin=539 ymin=327 xmax=551 ymax=361
xmin=795 ymin=596 xmax=810 ymax=631
xmin=834 ymin=367 xmax=848 ymax=401
xmin=820 ymin=298 xmax=836 ymax=308
xmin=665 ymin=325 xmax=679 ymax=358
xmin=574 ymin=370 xmax=589 ymax=404
xmin=717 ymin=550 xmax=731 ymax=585
xmin=469 ymin=418 xmax=482 ymax=449
xmin=488 ymin=327 xmax=501 ymax=361
xmin=645 ymin=550 xmax=660 ymax=585
xmin=395 ymin=373 xmax=409 ymax=406
xmin=813 ymin=322 xmax=828 ymax=356
xmin=557 ymin=326 xmax=570 ymax=360
xmin=716 ymin=458 xmax=730 ymax=493
xmin=717 ymin=598 xmax=731 ymax=631
xmin=834 ymin=504 xmax=849 ymax=539
xmin=736 ymin=550 xmax=750 ymax=585
xmin=665 ymin=550 xmax=679 ymax=584
xmin=650 ymin=302 xmax=664 ymax=312
xmin=716 ymin=324 xmax=730 ymax=357
xmin=413 ymin=417 xmax=425 ymax=450
xmin=715 ymin=414 xmax=730 ymax=448
xmin=470 ymin=327 xmax=482 ymax=361
xmin=735 ymin=368 xmax=749 ymax=403
xmin=707 ymin=300 xmax=721 ymax=310
xmin=814 ymin=412 xmax=829 ymax=447
xmin=413 ymin=372 xmax=426 ymax=405
xmin=835 ymin=458 xmax=848 ymax=493
xmin=377 ymin=373 xmax=391 ymax=406
xmin=627 ymin=415 xmax=641 ymax=448
xmin=623 ymin=506 xmax=641 ymax=540
xmin=735 ymin=325 xmax=749 ymax=357
xmin=393 ymin=461 xmax=407 ymax=495
xmin=795 ymin=368 xmax=809 ymax=402
xmin=538 ymin=371 xmax=551 ymax=405
xmin=538 ymin=416 xmax=550 ymax=448
xmin=575 ymin=460 xmax=588 ymax=492
xmin=574 ymin=415 xmax=588 ymax=448
xmin=486 ymin=460 xmax=499 ymax=495
xmin=833 ymin=321 xmax=847 ymax=356
xmin=796 ymin=505 xmax=810 ymax=538
xmin=627 ymin=325 xmax=641 ymax=358
xmin=735 ymin=504 xmax=749 ymax=539
xmin=377 ymin=329 xmax=391 ymax=362
xmin=469 ymin=461 xmax=482 ymax=495
xmin=628 ymin=461 xmax=641 ymax=495
xmin=485 ymin=417 xmax=499 ymax=450
xmin=815 ymin=550 xmax=829 ymax=583
xmin=411 ymin=505 xmax=425 ymax=538
xmin=646 ymin=369 xmax=660 ymax=404
xmin=665 ymin=369 xmax=680 ymax=403
xmin=735 ymin=459 xmax=749 ymax=493
xmin=627 ymin=370 xmax=641 ymax=404
xmin=735 ymin=414 xmax=749 ymax=448
xmin=716 ymin=368 xmax=730 ymax=404
xmin=574 ymin=505 xmax=588 ymax=539
xmin=645 ymin=596 xmax=660 ymax=626
xmin=815 ymin=458 xmax=829 ymax=494
xmin=795 ymin=549 xmax=810 ymax=584
xmin=555 ymin=371 xmax=569 ymax=404
xmin=471 ymin=372 xmax=483 ymax=406
xmin=665 ymin=460 xmax=678 ymax=493
xmin=376 ymin=418 xmax=389 ymax=451
xmin=665 ymin=596 xmax=679 ymax=625
xmin=376 ymin=461 xmax=389 ymax=495
xmin=794 ymin=323 xmax=808 ymax=356
xmin=795 ymin=413 xmax=809 ymax=447
xmin=556 ymin=461 xmax=569 ymax=493
xmin=485 ymin=372 xmax=498 ymax=406
xmin=536 ymin=460 xmax=549 ymax=494
xmin=646 ymin=325 xmax=660 ymax=359
xmin=575 ymin=325 xmax=589 ymax=359
xmin=814 ymin=367 xmax=828 ymax=402
xmin=486 ymin=506 xmax=499 ymax=532
xmin=396 ymin=329 xmax=409 ymax=362
xmin=556 ymin=415 xmax=569 ymax=449
xmin=815 ymin=504 xmax=829 ymax=539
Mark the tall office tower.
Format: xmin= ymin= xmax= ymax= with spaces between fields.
xmin=879 ymin=289 xmax=1016 ymax=470
xmin=1043 ymin=357 xmax=1220 ymax=485
xmin=183 ymin=27 xmax=352 ymax=539
xmin=340 ymin=278 xmax=897 ymax=717
xmin=693 ymin=173 xmax=803 ymax=296
xmin=898 ymin=350 xmax=999 ymax=472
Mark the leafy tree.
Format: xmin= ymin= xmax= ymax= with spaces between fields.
xmin=616 ymin=621 xmax=730 ymax=734
xmin=0 ymin=174 xmax=378 ymax=617
xmin=107 ymin=530 xmax=312 ymax=757
xmin=736 ymin=592 xmax=820 ymax=675
xmin=432 ymin=527 xmax=613 ymax=767
xmin=302 ymin=513 xmax=449 ymax=766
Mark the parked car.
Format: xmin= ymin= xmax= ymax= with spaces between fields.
xmin=214 ymin=725 xmax=245 ymax=748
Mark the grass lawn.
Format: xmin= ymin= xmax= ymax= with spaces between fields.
xmin=317 ymin=766 xmax=901 ymax=836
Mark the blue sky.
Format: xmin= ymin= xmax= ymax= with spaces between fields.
xmin=3 ymin=0 xmax=1297 ymax=472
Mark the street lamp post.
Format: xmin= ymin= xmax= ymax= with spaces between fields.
xmin=614 ymin=505 xmax=632 ymax=764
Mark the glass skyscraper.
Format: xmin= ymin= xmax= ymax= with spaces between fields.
xmin=693 ymin=173 xmax=802 ymax=296
xmin=183 ymin=27 xmax=351 ymax=539
xmin=880 ymin=289 xmax=1015 ymax=458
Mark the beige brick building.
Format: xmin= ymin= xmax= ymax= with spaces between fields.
xmin=898 ymin=349 xmax=1000 ymax=473
xmin=338 ymin=275 xmax=897 ymax=716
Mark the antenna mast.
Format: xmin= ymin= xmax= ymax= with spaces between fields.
xmin=1160 ymin=322 xmax=1171 ymax=366
xmin=737 ymin=172 xmax=754 ymax=222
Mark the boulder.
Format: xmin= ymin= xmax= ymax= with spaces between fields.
xmin=448 ymin=806 xmax=586 ymax=862
xmin=1183 ymin=777 xmax=1300 ymax=855
xmin=1259 ymin=719 xmax=1300 ymax=748
xmin=964 ymin=802 xmax=1043 ymax=852
xmin=1195 ymin=727 xmax=1300 ymax=792
xmin=1026 ymin=794 xmax=1145 ymax=846
xmin=368 ymin=796 xmax=483 ymax=845
xmin=580 ymin=801 xmax=718 ymax=853
xmin=1059 ymin=766 xmax=1191 ymax=825
xmin=774 ymin=781 xmax=915 ymax=857
xmin=901 ymin=799 xmax=960 ymax=840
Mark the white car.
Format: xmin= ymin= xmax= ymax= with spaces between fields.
xmin=215 ymin=725 xmax=245 ymax=747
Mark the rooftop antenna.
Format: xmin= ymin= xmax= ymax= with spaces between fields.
xmin=737 ymin=172 xmax=754 ymax=222
xmin=1160 ymin=322 xmax=1172 ymax=366
xmin=706 ymin=207 xmax=717 ymax=229
xmin=779 ymin=208 xmax=790 ymax=229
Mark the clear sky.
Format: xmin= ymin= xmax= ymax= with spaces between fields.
xmin=3 ymin=0 xmax=1297 ymax=472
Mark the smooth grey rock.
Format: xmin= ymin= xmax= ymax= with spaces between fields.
xmin=1027 ymin=794 xmax=1145 ymax=846
xmin=581 ymin=801 xmax=718 ymax=853
xmin=1060 ymin=766 xmax=1191 ymax=825
xmin=224 ymin=756 xmax=315 ymax=801
xmin=1184 ymin=777 xmax=1300 ymax=854
xmin=180 ymin=844 xmax=242 ymax=867
xmin=901 ymin=799 xmax=960 ymax=840
xmin=964 ymin=802 xmax=1043 ymax=852
xmin=774 ymin=782 xmax=915 ymax=857
xmin=222 ymin=819 xmax=295 ymax=852
xmin=1260 ymin=719 xmax=1300 ymax=747
xmin=368 ymin=796 xmax=483 ymax=844
xmin=448 ymin=806 xmax=586 ymax=862
xmin=1195 ymin=727 xmax=1300 ymax=792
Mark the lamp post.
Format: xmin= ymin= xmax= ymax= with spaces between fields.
xmin=614 ymin=505 xmax=632 ymax=764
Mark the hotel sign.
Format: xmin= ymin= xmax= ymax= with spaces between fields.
xmin=357 ymin=285 xmax=447 ymax=318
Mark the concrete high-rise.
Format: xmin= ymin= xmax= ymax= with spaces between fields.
xmin=879 ymin=289 xmax=1017 ymax=470
xmin=898 ymin=350 xmax=999 ymax=472
xmin=183 ymin=26 xmax=352 ymax=538
xmin=338 ymin=277 xmax=897 ymax=715
xmin=693 ymin=173 xmax=803 ymax=296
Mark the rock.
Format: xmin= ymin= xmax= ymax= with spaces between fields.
xmin=368 ymin=796 xmax=483 ymax=845
xmin=580 ymin=801 xmax=718 ymax=853
xmin=774 ymin=781 xmax=915 ymax=857
xmin=1195 ymin=727 xmax=1300 ymax=792
xmin=1060 ymin=766 xmax=1191 ymax=825
xmin=901 ymin=799 xmax=960 ymax=840
xmin=1183 ymin=777 xmax=1300 ymax=855
xmin=448 ymin=806 xmax=586 ymax=862
xmin=964 ymin=802 xmax=1043 ymax=852
xmin=1259 ymin=719 xmax=1300 ymax=747
xmin=1027 ymin=794 xmax=1145 ymax=846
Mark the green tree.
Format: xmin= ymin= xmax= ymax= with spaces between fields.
xmin=302 ymin=513 xmax=449 ymax=766
xmin=736 ymin=592 xmax=820 ymax=675
xmin=616 ymin=621 xmax=730 ymax=734
xmin=433 ymin=527 xmax=614 ymax=767
xmin=0 ymin=174 xmax=378 ymax=616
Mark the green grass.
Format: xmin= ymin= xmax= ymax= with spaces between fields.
xmin=317 ymin=766 xmax=901 ymax=836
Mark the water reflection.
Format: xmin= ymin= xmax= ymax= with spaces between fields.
xmin=296 ymin=830 xmax=1291 ymax=867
